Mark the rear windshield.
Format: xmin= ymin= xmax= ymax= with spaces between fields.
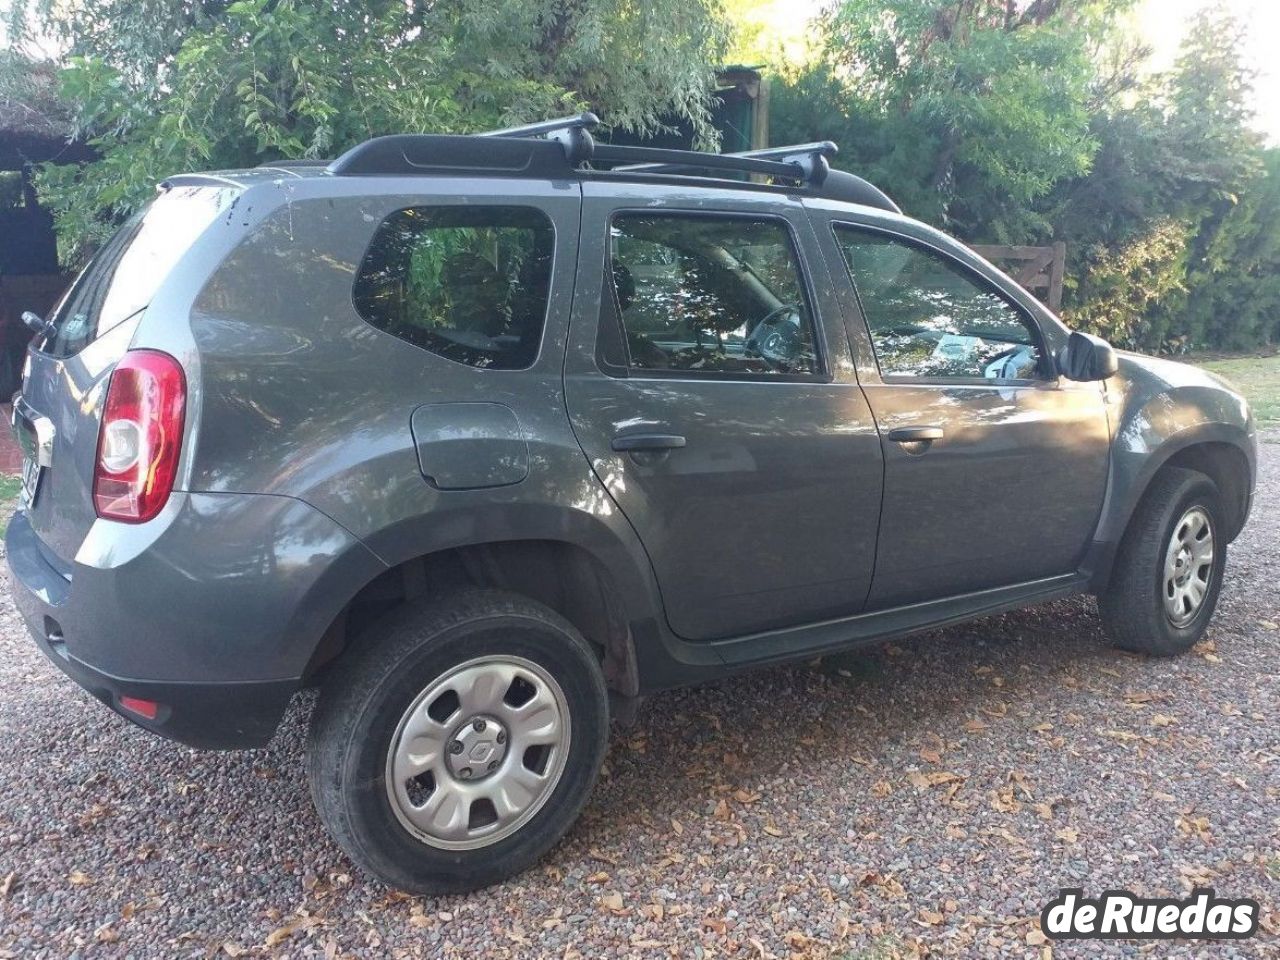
xmin=42 ymin=185 xmax=240 ymax=358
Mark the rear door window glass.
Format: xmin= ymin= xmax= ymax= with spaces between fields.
xmin=352 ymin=206 xmax=555 ymax=370
xmin=45 ymin=185 xmax=240 ymax=358
xmin=605 ymin=213 xmax=822 ymax=377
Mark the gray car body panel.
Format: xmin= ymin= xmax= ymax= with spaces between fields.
xmin=3 ymin=164 xmax=1258 ymax=749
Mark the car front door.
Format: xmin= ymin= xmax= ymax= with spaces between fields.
xmin=813 ymin=208 xmax=1111 ymax=609
xmin=563 ymin=183 xmax=884 ymax=641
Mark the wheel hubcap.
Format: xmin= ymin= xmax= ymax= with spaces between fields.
xmin=1163 ymin=506 xmax=1214 ymax=628
xmin=385 ymin=655 xmax=570 ymax=850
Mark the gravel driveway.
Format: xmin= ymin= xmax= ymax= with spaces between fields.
xmin=1 ymin=436 xmax=1277 ymax=959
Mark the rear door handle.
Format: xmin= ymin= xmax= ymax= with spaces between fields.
xmin=887 ymin=425 xmax=944 ymax=443
xmin=611 ymin=433 xmax=687 ymax=452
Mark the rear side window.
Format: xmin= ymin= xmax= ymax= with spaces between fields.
xmin=353 ymin=206 xmax=554 ymax=370
xmin=44 ymin=185 xmax=240 ymax=358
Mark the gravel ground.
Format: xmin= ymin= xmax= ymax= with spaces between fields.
xmin=1 ymin=436 xmax=1277 ymax=960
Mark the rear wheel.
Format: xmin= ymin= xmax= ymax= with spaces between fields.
xmin=1098 ymin=467 xmax=1227 ymax=656
xmin=307 ymin=589 xmax=609 ymax=893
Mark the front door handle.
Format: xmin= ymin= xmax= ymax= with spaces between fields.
xmin=887 ymin=425 xmax=944 ymax=443
xmin=611 ymin=433 xmax=687 ymax=452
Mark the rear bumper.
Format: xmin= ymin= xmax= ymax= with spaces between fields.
xmin=7 ymin=510 xmax=296 ymax=748
xmin=5 ymin=492 xmax=385 ymax=749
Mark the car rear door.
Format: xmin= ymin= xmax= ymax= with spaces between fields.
xmin=809 ymin=201 xmax=1111 ymax=609
xmin=563 ymin=182 xmax=884 ymax=641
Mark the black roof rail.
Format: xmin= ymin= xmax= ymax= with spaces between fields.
xmin=816 ymin=170 xmax=901 ymax=214
xmin=326 ymin=134 xmax=575 ymax=178
xmin=269 ymin=112 xmax=899 ymax=212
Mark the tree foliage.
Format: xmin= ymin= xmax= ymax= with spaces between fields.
xmin=772 ymin=0 xmax=1116 ymax=239
xmin=775 ymin=0 xmax=1277 ymax=351
xmin=5 ymin=0 xmax=728 ymax=261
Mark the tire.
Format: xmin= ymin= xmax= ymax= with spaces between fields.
xmin=307 ymin=589 xmax=609 ymax=894
xmin=1098 ymin=467 xmax=1227 ymax=657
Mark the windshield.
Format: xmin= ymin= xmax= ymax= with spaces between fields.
xmin=42 ymin=185 xmax=240 ymax=358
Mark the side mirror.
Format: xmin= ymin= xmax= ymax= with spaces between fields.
xmin=1057 ymin=331 xmax=1118 ymax=382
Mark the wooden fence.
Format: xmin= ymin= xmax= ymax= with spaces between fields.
xmin=970 ymin=242 xmax=1066 ymax=312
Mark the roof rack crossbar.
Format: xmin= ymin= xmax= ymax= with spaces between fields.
xmin=613 ymin=140 xmax=837 ymax=184
xmin=592 ymin=143 xmax=807 ymax=181
xmin=478 ymin=112 xmax=599 ymax=139
xmin=479 ymin=112 xmax=598 ymax=165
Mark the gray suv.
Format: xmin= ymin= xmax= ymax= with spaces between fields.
xmin=6 ymin=114 xmax=1256 ymax=893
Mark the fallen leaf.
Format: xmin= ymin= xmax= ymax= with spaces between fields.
xmin=68 ymin=870 xmax=93 ymax=886
xmin=264 ymin=920 xmax=302 ymax=948
xmin=907 ymin=771 xmax=965 ymax=790
xmin=763 ymin=821 xmax=785 ymax=838
xmin=1055 ymin=827 xmax=1079 ymax=844
xmin=670 ymin=818 xmax=683 ymax=836
xmin=600 ymin=891 xmax=624 ymax=913
xmin=222 ymin=944 xmax=247 ymax=958
xmin=920 ymin=746 xmax=943 ymax=765
xmin=0 ymin=873 xmax=14 ymax=899
xmin=963 ymin=718 xmax=988 ymax=733
xmin=918 ymin=909 xmax=944 ymax=926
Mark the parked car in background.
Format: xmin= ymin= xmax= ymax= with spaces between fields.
xmin=6 ymin=115 xmax=1256 ymax=894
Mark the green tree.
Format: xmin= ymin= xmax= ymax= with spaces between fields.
xmin=4 ymin=0 xmax=729 ymax=262
xmin=771 ymin=0 xmax=1120 ymax=240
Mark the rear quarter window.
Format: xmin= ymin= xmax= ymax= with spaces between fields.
xmin=43 ymin=185 xmax=240 ymax=358
xmin=352 ymin=206 xmax=555 ymax=370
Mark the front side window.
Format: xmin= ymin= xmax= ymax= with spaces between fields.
xmin=353 ymin=206 xmax=554 ymax=370
xmin=834 ymin=226 xmax=1045 ymax=381
xmin=605 ymin=213 xmax=821 ymax=377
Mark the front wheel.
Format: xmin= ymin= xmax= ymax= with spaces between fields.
xmin=1098 ymin=467 xmax=1227 ymax=656
xmin=307 ymin=590 xmax=609 ymax=894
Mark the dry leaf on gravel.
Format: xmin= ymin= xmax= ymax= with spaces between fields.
xmin=68 ymin=870 xmax=93 ymax=886
xmin=907 ymin=771 xmax=964 ymax=790
xmin=0 ymin=872 xmax=14 ymax=899
xmin=264 ymin=919 xmax=303 ymax=948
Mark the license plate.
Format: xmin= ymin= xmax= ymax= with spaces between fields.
xmin=20 ymin=454 xmax=42 ymax=508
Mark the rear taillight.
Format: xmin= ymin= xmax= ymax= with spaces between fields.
xmin=93 ymin=350 xmax=186 ymax=523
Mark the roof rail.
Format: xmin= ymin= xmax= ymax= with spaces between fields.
xmin=271 ymin=112 xmax=899 ymax=212
xmin=480 ymin=112 xmax=597 ymax=165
